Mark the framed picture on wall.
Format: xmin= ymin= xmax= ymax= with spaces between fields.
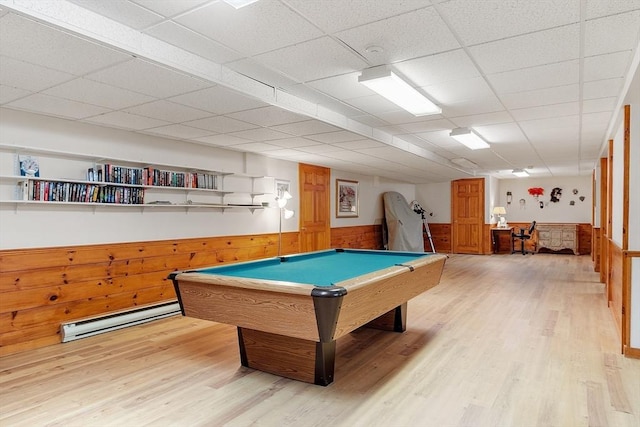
xmin=336 ymin=179 xmax=358 ymax=218
xmin=275 ymin=179 xmax=290 ymax=199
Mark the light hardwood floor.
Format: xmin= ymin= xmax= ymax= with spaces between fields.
xmin=1 ymin=254 xmax=639 ymax=427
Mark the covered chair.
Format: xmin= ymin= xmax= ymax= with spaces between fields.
xmin=511 ymin=221 xmax=537 ymax=255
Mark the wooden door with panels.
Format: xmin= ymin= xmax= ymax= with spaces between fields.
xmin=299 ymin=163 xmax=331 ymax=253
xmin=451 ymin=178 xmax=485 ymax=254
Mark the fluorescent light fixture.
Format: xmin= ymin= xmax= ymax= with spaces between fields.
xmin=449 ymin=128 xmax=490 ymax=150
xmin=222 ymin=0 xmax=259 ymax=8
xmin=512 ymin=169 xmax=529 ymax=177
xmin=358 ymin=66 xmax=441 ymax=116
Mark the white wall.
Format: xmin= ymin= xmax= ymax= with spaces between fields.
xmin=497 ymin=176 xmax=591 ymax=224
xmin=330 ymin=170 xmax=415 ymax=228
xmin=415 ymin=181 xmax=451 ymax=223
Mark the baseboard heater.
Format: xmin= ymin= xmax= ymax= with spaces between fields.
xmin=60 ymin=301 xmax=181 ymax=343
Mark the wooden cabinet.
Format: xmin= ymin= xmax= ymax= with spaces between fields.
xmin=537 ymin=223 xmax=579 ymax=255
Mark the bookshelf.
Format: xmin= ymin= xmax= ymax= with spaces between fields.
xmin=0 ymin=145 xmax=271 ymax=212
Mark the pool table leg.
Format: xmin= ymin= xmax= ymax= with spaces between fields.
xmin=237 ymin=327 xmax=336 ymax=386
xmin=364 ymin=302 xmax=407 ymax=332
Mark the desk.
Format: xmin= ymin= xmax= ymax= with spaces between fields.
xmin=491 ymin=227 xmax=514 ymax=254
xmin=169 ymin=249 xmax=447 ymax=385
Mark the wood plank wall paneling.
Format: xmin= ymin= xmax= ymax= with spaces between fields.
xmin=424 ymin=223 xmax=451 ymax=253
xmin=330 ymin=225 xmax=384 ymax=250
xmin=609 ymin=240 xmax=624 ymax=351
xmin=592 ymin=228 xmax=601 ymax=272
xmin=0 ymin=232 xmax=300 ymax=357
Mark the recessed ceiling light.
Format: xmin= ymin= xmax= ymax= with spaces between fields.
xmin=222 ymin=0 xmax=260 ymax=9
xmin=512 ymin=169 xmax=529 ymax=177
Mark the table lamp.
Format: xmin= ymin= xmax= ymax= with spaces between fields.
xmin=276 ymin=190 xmax=294 ymax=256
xmin=493 ymin=206 xmax=507 ymax=228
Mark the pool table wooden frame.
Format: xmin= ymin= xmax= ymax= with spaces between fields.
xmin=169 ymin=249 xmax=447 ymax=386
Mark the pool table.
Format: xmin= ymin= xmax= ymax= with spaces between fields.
xmin=169 ymin=248 xmax=447 ymax=386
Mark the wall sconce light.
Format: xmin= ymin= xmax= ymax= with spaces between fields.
xmin=276 ymin=190 xmax=294 ymax=256
xmin=449 ymin=127 xmax=490 ymax=150
xmin=506 ymin=191 xmax=512 ymax=205
xmin=358 ymin=66 xmax=441 ymax=116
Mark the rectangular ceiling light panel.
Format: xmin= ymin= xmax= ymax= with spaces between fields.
xmin=358 ymin=67 xmax=441 ymax=116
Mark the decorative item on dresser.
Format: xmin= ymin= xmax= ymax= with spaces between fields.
xmin=536 ymin=223 xmax=579 ymax=255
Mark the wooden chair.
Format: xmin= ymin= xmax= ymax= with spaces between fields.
xmin=511 ymin=221 xmax=536 ymax=255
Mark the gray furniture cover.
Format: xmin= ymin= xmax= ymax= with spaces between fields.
xmin=383 ymin=191 xmax=423 ymax=252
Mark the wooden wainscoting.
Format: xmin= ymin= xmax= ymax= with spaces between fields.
xmin=424 ymin=223 xmax=451 ymax=253
xmin=592 ymin=227 xmax=601 ymax=272
xmin=0 ymin=232 xmax=300 ymax=356
xmin=330 ymin=225 xmax=384 ymax=250
xmin=609 ymin=240 xmax=624 ymax=352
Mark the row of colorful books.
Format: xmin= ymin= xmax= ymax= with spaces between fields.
xmin=90 ymin=165 xmax=219 ymax=190
xmin=18 ymin=180 xmax=144 ymax=204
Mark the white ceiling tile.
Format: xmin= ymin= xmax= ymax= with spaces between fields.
xmin=285 ymin=0 xmax=431 ymax=33
xmin=87 ymin=59 xmax=211 ymax=98
xmin=449 ymin=111 xmax=513 ymax=128
xmin=253 ymin=37 xmax=368 ymax=82
xmin=85 ymin=111 xmax=171 ymax=130
xmin=192 ymin=134 xmax=252 ymax=147
xmin=520 ymin=116 xmax=580 ymax=143
xmin=487 ymin=60 xmax=579 ymax=94
xmin=584 ymin=51 xmax=634 ymax=82
xmin=374 ymin=110 xmax=443 ymax=125
xmin=585 ymin=0 xmax=640 ymax=19
xmin=584 ymin=10 xmax=640 ymax=56
xmin=132 ymin=0 xmax=210 ymax=18
xmin=583 ymin=78 xmax=624 ymax=100
xmin=425 ymin=77 xmax=494 ymax=104
xmin=7 ymin=93 xmax=109 ymax=119
xmin=225 ymin=57 xmax=300 ymax=89
xmin=510 ymin=102 xmax=579 ymax=122
xmin=394 ymin=49 xmax=479 ymax=87
xmin=335 ymin=7 xmax=460 ymax=63
xmin=582 ymin=97 xmax=617 ymax=114
xmin=0 ymin=85 xmax=31 ymax=104
xmin=305 ymin=131 xmax=365 ymax=144
xmin=124 ymin=100 xmax=211 ymax=122
xmin=142 ymin=124 xmax=214 ymax=139
xmin=227 ymin=142 xmax=283 ymax=153
xmin=442 ymin=96 xmax=504 ymax=117
xmin=226 ymin=106 xmax=308 ymax=127
xmin=345 ymin=95 xmax=402 ymax=115
xmin=397 ymin=119 xmax=457 ymax=133
xmin=307 ymin=72 xmax=372 ymax=101
xmin=228 ymin=128 xmax=295 ymax=141
xmin=472 ymin=123 xmax=529 ymax=145
xmin=337 ymin=139 xmax=386 ymax=150
xmin=500 ymin=85 xmax=579 ymax=109
xmin=43 ymin=78 xmax=155 ymax=109
xmin=0 ymin=14 xmax=131 ymax=75
xmin=0 ymin=56 xmax=75 ymax=92
xmin=271 ymin=120 xmax=341 ymax=136
xmin=261 ymin=148 xmax=309 ymax=158
xmin=469 ymin=25 xmax=579 ymax=74
xmin=297 ymin=145 xmax=346 ymax=154
xmin=349 ymin=114 xmax=390 ymax=127
xmin=175 ymin=1 xmax=323 ymax=56
xmin=67 ymin=0 xmax=164 ymax=30
xmin=169 ymin=86 xmax=269 ymax=114
xmin=267 ymin=137 xmax=319 ymax=148
xmin=440 ymin=0 xmax=579 ymax=46
xmin=184 ymin=116 xmax=258 ymax=133
xmin=144 ymin=21 xmax=242 ymax=64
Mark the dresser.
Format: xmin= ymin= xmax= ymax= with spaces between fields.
xmin=536 ymin=223 xmax=579 ymax=255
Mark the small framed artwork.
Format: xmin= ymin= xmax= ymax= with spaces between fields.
xmin=275 ymin=179 xmax=290 ymax=199
xmin=336 ymin=179 xmax=358 ymax=218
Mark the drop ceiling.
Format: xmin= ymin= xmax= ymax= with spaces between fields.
xmin=0 ymin=0 xmax=639 ymax=184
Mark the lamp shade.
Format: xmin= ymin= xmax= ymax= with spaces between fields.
xmin=493 ymin=206 xmax=506 ymax=215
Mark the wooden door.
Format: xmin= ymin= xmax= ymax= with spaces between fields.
xmin=451 ymin=178 xmax=485 ymax=254
xmin=299 ymin=163 xmax=330 ymax=252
